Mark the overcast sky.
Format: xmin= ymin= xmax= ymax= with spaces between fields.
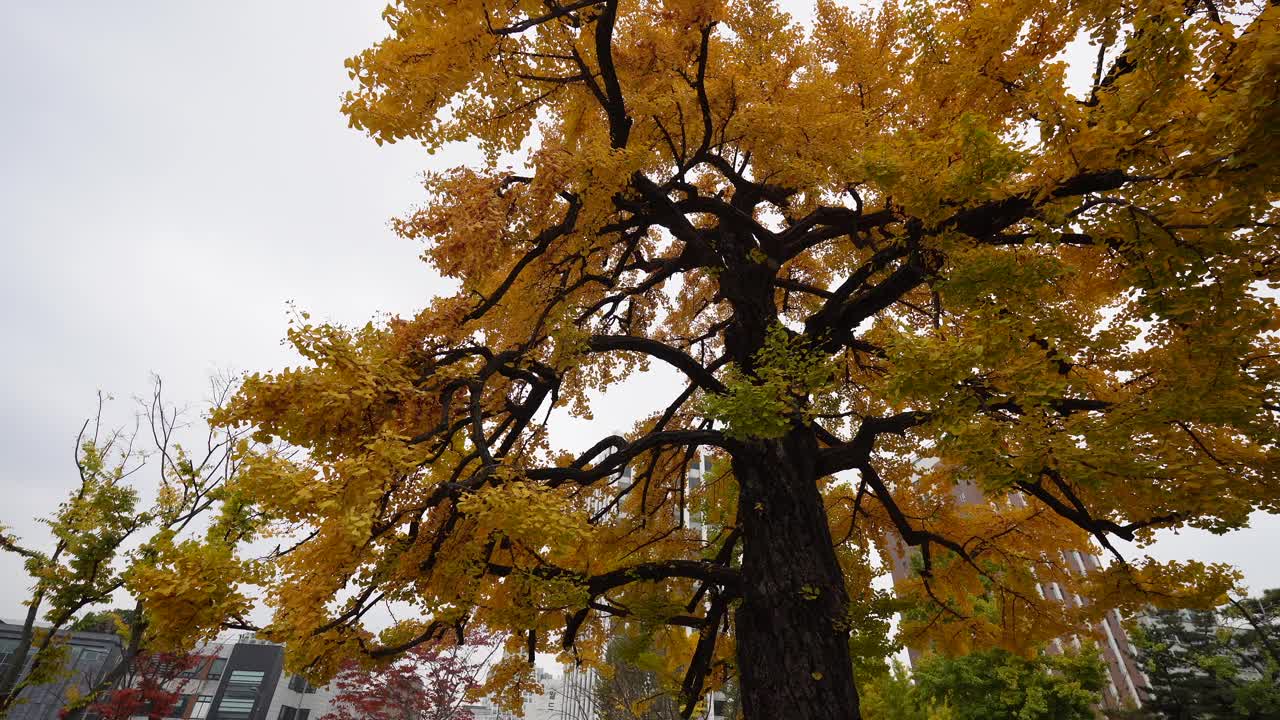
xmin=1 ymin=1 xmax=1276 ymax=627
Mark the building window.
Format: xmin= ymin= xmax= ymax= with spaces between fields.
xmin=226 ymin=670 xmax=266 ymax=687
xmin=227 ymin=666 xmax=264 ymax=681
xmin=213 ymin=670 xmax=267 ymax=720
xmin=296 ymin=710 xmax=310 ymax=720
xmin=286 ymin=673 xmax=316 ymax=694
xmin=207 ymin=658 xmax=228 ymax=681
xmin=214 ymin=698 xmax=256 ymax=720
xmin=0 ymin=638 xmax=20 ymax=675
xmin=277 ymin=706 xmax=296 ymax=720
xmin=168 ymin=694 xmax=192 ymax=718
xmin=190 ymin=696 xmax=213 ymax=720
xmin=286 ymin=674 xmax=315 ymax=694
xmin=183 ymin=657 xmax=218 ymax=679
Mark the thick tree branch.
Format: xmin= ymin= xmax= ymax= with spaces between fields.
xmin=488 ymin=0 xmax=605 ymax=36
xmin=594 ymin=0 xmax=631 ymax=148
xmin=587 ymin=334 xmax=727 ymax=394
xmin=817 ymin=412 xmax=930 ymax=474
xmin=465 ymin=194 xmax=582 ymax=321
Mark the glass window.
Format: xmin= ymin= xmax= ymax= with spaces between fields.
xmin=182 ymin=657 xmax=211 ymax=678
xmin=287 ymin=674 xmax=316 ymax=694
xmin=207 ymin=658 xmax=227 ymax=681
xmin=214 ymin=669 xmax=266 ymax=720
xmin=190 ymin=696 xmax=213 ymax=720
xmin=277 ymin=706 xmax=296 ymax=720
xmin=296 ymin=710 xmax=310 ymax=720
xmin=213 ymin=697 xmax=256 ymax=720
xmin=0 ymin=638 xmax=21 ymax=674
xmin=169 ymin=694 xmax=191 ymax=718
xmin=227 ymin=670 xmax=265 ymax=685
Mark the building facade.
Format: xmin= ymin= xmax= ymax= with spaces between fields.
xmin=158 ymin=635 xmax=336 ymax=720
xmin=0 ymin=622 xmax=124 ymax=720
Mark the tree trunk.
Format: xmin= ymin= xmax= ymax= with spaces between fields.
xmin=0 ymin=591 xmax=45 ymax=714
xmin=734 ymin=428 xmax=860 ymax=720
xmin=713 ymin=235 xmax=860 ymax=719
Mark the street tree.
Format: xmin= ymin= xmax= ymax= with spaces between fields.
xmin=0 ymin=379 xmax=264 ymax=720
xmin=592 ymin=632 xmax=684 ymax=720
xmin=0 ymin=399 xmax=147 ymax=717
xmin=78 ymin=651 xmax=201 ymax=720
xmin=859 ymin=647 xmax=1106 ymax=720
xmin=197 ymin=1 xmax=1279 ymax=719
xmin=69 ymin=609 xmax=140 ymax=636
xmin=1133 ymin=589 xmax=1280 ymax=719
xmin=909 ymin=646 xmax=1106 ymax=720
xmin=857 ymin=662 xmax=935 ymax=720
xmin=64 ymin=378 xmax=267 ymax=720
xmin=318 ymin=629 xmax=490 ymax=720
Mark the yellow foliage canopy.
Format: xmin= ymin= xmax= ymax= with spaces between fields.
xmin=176 ymin=1 xmax=1280 ymax=717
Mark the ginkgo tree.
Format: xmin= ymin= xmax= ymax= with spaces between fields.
xmin=0 ymin=380 xmax=264 ymax=720
xmin=0 ymin=404 xmax=144 ymax=718
xmin=179 ymin=0 xmax=1279 ymax=718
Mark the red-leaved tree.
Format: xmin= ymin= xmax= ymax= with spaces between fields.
xmin=320 ymin=631 xmax=492 ymax=720
xmin=79 ymin=651 xmax=201 ymax=720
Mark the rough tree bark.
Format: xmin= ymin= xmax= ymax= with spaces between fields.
xmin=735 ymin=431 xmax=859 ymax=720
xmin=719 ymin=248 xmax=860 ymax=719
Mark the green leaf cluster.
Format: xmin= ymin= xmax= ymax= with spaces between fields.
xmin=861 ymin=647 xmax=1106 ymax=720
xmin=593 ymin=631 xmax=682 ymax=720
xmin=703 ymin=324 xmax=836 ymax=440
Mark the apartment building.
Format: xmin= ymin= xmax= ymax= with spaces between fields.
xmin=158 ymin=635 xmax=336 ymax=720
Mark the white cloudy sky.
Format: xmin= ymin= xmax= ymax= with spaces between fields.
xmin=1 ymin=0 xmax=1276 ymax=627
